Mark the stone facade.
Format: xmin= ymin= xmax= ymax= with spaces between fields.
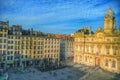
xmin=73 ymin=8 xmax=120 ymax=73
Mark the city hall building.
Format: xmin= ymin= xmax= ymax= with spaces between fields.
xmin=74 ymin=8 xmax=120 ymax=73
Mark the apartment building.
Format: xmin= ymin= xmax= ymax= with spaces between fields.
xmin=0 ymin=22 xmax=60 ymax=69
xmin=56 ymin=34 xmax=74 ymax=63
xmin=0 ymin=21 xmax=8 ymax=69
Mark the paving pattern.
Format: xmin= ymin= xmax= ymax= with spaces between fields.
xmin=8 ymin=64 xmax=120 ymax=80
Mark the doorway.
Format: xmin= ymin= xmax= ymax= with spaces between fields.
xmin=95 ymin=57 xmax=100 ymax=66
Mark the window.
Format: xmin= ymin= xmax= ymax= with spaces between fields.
xmin=15 ymin=47 xmax=17 ymax=49
xmin=97 ymin=48 xmax=101 ymax=55
xmin=11 ymin=46 xmax=13 ymax=49
xmin=113 ymin=49 xmax=116 ymax=55
xmin=3 ymin=51 xmax=6 ymax=54
xmin=34 ymin=42 xmax=36 ymax=45
xmin=48 ymin=46 xmax=50 ymax=48
xmin=8 ymin=36 xmax=10 ymax=39
xmin=38 ymin=42 xmax=40 ymax=45
xmin=11 ymin=51 xmax=13 ymax=54
xmin=0 ymin=39 xmax=2 ymax=43
xmin=8 ymin=40 xmax=10 ymax=44
xmin=8 ymin=51 xmax=10 ymax=55
xmin=41 ymin=51 xmax=42 ymax=53
xmin=11 ymin=56 xmax=13 ymax=60
xmin=0 ymin=34 xmax=2 ymax=37
xmin=38 ymin=46 xmax=40 ymax=49
xmin=45 ymin=42 xmax=47 ymax=44
xmin=11 ymin=41 xmax=13 ymax=44
xmin=87 ymin=47 xmax=89 ymax=52
xmin=80 ymin=56 xmax=82 ymax=61
xmin=45 ymin=50 xmax=46 ymax=53
xmin=21 ymin=55 xmax=24 ymax=58
xmin=18 ymin=37 xmax=20 ymax=39
xmin=26 ymin=55 xmax=27 ymax=58
xmin=48 ymin=41 xmax=50 ymax=44
xmin=4 ymin=39 xmax=6 ymax=43
xmin=0 ymin=45 xmax=2 ymax=48
xmin=48 ymin=50 xmax=50 ymax=53
xmin=18 ymin=42 xmax=20 ymax=45
xmin=8 ymin=46 xmax=10 ymax=49
xmin=51 ymin=46 xmax=53 ymax=48
xmin=106 ymin=38 xmax=110 ymax=41
xmin=41 ymin=42 xmax=43 ymax=45
xmin=38 ymin=56 xmax=39 ymax=58
xmin=11 ymin=36 xmax=13 ymax=39
xmin=106 ymin=48 xmax=109 ymax=54
xmin=92 ymin=38 xmax=94 ymax=41
xmin=4 ymin=45 xmax=6 ymax=48
xmin=4 ymin=34 xmax=7 ymax=37
xmin=0 ymin=50 xmax=2 ymax=54
xmin=85 ymin=56 xmax=87 ymax=62
xmin=7 ymin=56 xmax=10 ymax=60
xmin=113 ymin=47 xmax=117 ymax=55
xmin=34 ymin=46 xmax=36 ymax=49
xmin=105 ymin=59 xmax=108 ymax=66
xmin=51 ymin=50 xmax=53 ymax=52
xmin=112 ymin=61 xmax=116 ymax=68
xmin=91 ymin=47 xmax=93 ymax=53
xmin=15 ymin=41 xmax=17 ymax=44
xmin=34 ymin=51 xmax=36 ymax=54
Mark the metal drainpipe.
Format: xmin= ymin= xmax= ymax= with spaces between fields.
xmin=84 ymin=32 xmax=85 ymax=65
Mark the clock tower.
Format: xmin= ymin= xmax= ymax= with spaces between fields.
xmin=104 ymin=8 xmax=116 ymax=33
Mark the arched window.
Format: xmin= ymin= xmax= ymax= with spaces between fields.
xmin=112 ymin=60 xmax=116 ymax=68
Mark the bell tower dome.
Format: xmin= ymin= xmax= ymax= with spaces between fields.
xmin=104 ymin=8 xmax=116 ymax=33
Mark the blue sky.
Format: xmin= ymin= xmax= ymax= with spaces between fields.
xmin=0 ymin=0 xmax=120 ymax=34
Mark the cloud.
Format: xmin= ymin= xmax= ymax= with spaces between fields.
xmin=0 ymin=0 xmax=120 ymax=34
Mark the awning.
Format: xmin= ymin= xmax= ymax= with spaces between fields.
xmin=6 ymin=60 xmax=14 ymax=64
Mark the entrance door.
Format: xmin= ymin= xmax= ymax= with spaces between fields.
xmin=95 ymin=57 xmax=100 ymax=66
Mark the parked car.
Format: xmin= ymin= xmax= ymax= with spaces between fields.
xmin=0 ymin=69 xmax=8 ymax=80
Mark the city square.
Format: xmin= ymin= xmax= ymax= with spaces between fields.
xmin=0 ymin=0 xmax=120 ymax=80
xmin=8 ymin=64 xmax=120 ymax=80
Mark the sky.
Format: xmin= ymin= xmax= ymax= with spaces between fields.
xmin=0 ymin=0 xmax=120 ymax=34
